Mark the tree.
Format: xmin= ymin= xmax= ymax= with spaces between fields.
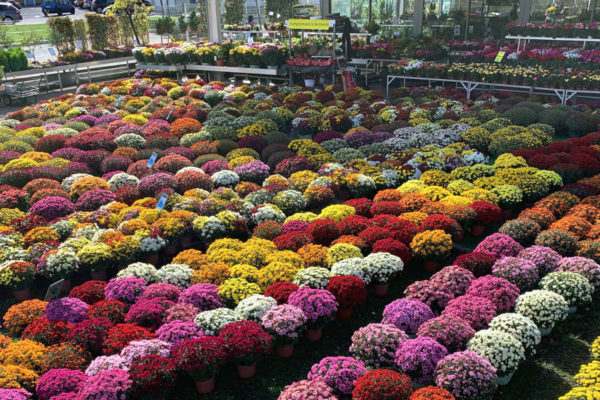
xmin=224 ymin=0 xmax=244 ymax=25
xmin=48 ymin=16 xmax=76 ymax=55
xmin=178 ymin=14 xmax=188 ymax=38
xmin=107 ymin=0 xmax=151 ymax=45
xmin=156 ymin=16 xmax=175 ymax=39
xmin=265 ymin=0 xmax=296 ymax=20
xmin=188 ymin=10 xmax=200 ymax=39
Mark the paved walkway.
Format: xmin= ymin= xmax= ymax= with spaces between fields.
xmin=0 ymin=86 xmax=75 ymax=116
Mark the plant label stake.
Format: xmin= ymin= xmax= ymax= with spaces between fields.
xmin=156 ymin=193 xmax=169 ymax=211
xmin=44 ymin=279 xmax=65 ymax=302
xmin=147 ymin=152 xmax=158 ymax=168
xmin=494 ymin=51 xmax=505 ymax=62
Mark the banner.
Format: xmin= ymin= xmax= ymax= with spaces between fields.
xmin=288 ymin=19 xmax=332 ymax=30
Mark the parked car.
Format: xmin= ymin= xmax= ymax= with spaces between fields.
xmin=91 ymin=0 xmax=112 ymax=13
xmin=42 ymin=0 xmax=75 ymax=15
xmin=0 ymin=2 xmax=21 ymax=21
xmin=5 ymin=0 xmax=21 ymax=9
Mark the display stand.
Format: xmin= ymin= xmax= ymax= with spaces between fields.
xmin=222 ymin=30 xmax=283 ymax=41
xmin=505 ymin=34 xmax=600 ymax=51
xmin=185 ymin=64 xmax=287 ymax=85
xmin=286 ymin=19 xmax=340 ymax=85
xmin=386 ymin=74 xmax=600 ymax=104
xmin=136 ymin=63 xmax=184 ymax=80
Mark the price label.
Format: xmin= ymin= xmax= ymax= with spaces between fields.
xmin=268 ymin=11 xmax=274 ymax=16
xmin=156 ymin=193 xmax=169 ymax=211
xmin=115 ymin=96 xmax=123 ymax=107
xmin=44 ymin=279 xmax=65 ymax=302
xmin=494 ymin=51 xmax=505 ymax=62
xmin=248 ymin=36 xmax=254 ymax=44
xmin=167 ymin=108 xmax=173 ymax=121
xmin=147 ymin=152 xmax=158 ymax=168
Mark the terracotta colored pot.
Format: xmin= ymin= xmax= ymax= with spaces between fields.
xmin=179 ymin=235 xmax=194 ymax=249
xmin=90 ymin=270 xmax=107 ymax=282
xmin=164 ymin=244 xmax=179 ymax=256
xmin=194 ymin=377 xmax=215 ymax=394
xmin=455 ymin=231 xmax=464 ymax=242
xmin=471 ymin=224 xmax=486 ymax=237
xmin=306 ymin=327 xmax=322 ymax=342
xmin=216 ymin=59 xmax=225 ymax=66
xmin=13 ymin=287 xmax=31 ymax=301
xmin=337 ymin=307 xmax=352 ymax=320
xmin=237 ymin=363 xmax=256 ymax=379
xmin=146 ymin=253 xmax=160 ymax=267
xmin=373 ymin=283 xmax=389 ymax=297
xmin=424 ymin=261 xmax=439 ymax=273
xmin=276 ymin=344 xmax=294 ymax=358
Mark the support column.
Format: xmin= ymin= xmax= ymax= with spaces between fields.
xmin=207 ymin=0 xmax=222 ymax=43
xmin=320 ymin=0 xmax=330 ymax=17
xmin=518 ymin=0 xmax=531 ymax=23
xmin=207 ymin=0 xmax=224 ymax=81
xmin=413 ymin=0 xmax=424 ymax=36
xmin=590 ymin=0 xmax=597 ymax=25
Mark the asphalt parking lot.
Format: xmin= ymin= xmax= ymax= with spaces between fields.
xmin=19 ymin=4 xmax=87 ymax=23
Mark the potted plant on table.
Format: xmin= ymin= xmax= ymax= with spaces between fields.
xmin=260 ymin=304 xmax=307 ymax=358
xmin=261 ymin=45 xmax=285 ymax=69
xmin=219 ymin=320 xmax=272 ymax=379
xmin=196 ymin=45 xmax=216 ymax=66
xmin=171 ymin=336 xmax=229 ymax=394
xmin=0 ymin=260 xmax=36 ymax=301
xmin=214 ymin=45 xmax=225 ymax=66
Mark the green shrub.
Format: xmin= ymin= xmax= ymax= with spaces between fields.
xmin=214 ymin=139 xmax=237 ymax=156
xmin=528 ymin=123 xmax=555 ymax=137
xmin=194 ymin=153 xmax=226 ymax=167
xmin=489 ymin=132 xmax=543 ymax=157
xmin=504 ymin=107 xmax=537 ymax=126
xmin=565 ymin=111 xmax=599 ymax=137
xmin=537 ymin=107 xmax=567 ymax=134
xmin=265 ymin=131 xmax=290 ymax=145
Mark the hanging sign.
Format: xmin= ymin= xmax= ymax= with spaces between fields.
xmin=494 ymin=51 xmax=505 ymax=62
xmin=288 ymin=19 xmax=332 ymax=30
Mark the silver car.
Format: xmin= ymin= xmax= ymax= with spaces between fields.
xmin=0 ymin=2 xmax=22 ymax=21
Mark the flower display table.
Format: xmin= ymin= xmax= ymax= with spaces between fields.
xmin=386 ymin=74 xmax=600 ymax=105
xmin=505 ymin=35 xmax=600 ymax=52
